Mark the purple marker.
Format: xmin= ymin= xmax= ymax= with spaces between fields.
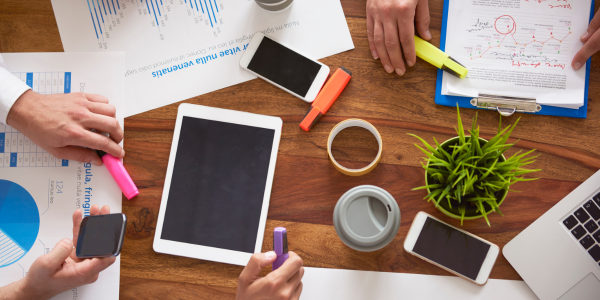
xmin=273 ymin=227 xmax=289 ymax=271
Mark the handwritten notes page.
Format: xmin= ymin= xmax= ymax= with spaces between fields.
xmin=442 ymin=0 xmax=591 ymax=108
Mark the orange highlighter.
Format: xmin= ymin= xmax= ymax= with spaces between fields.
xmin=299 ymin=67 xmax=352 ymax=131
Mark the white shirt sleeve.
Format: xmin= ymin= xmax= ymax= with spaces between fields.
xmin=0 ymin=54 xmax=31 ymax=125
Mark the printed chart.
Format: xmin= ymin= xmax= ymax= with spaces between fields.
xmin=0 ymin=52 xmax=125 ymax=300
xmin=0 ymin=72 xmax=72 ymax=168
xmin=85 ymin=0 xmax=225 ymax=49
xmin=464 ymin=10 xmax=573 ymax=70
xmin=86 ymin=0 xmax=124 ymax=44
xmin=52 ymin=0 xmax=354 ymax=117
xmin=0 ymin=180 xmax=40 ymax=268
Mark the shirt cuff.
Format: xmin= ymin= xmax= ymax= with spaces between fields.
xmin=0 ymin=66 xmax=31 ymax=125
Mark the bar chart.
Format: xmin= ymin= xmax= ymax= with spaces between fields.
xmin=1 ymin=72 xmax=72 ymax=168
xmin=184 ymin=0 xmax=223 ymax=29
xmin=85 ymin=0 xmax=126 ymax=48
xmin=84 ymin=0 xmax=226 ymax=49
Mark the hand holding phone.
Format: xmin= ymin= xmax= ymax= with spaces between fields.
xmin=239 ymin=32 xmax=330 ymax=103
xmin=404 ymin=212 xmax=499 ymax=285
xmin=8 ymin=206 xmax=117 ymax=300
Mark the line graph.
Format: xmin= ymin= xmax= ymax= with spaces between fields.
xmin=464 ymin=11 xmax=573 ymax=69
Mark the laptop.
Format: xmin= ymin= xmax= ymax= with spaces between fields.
xmin=504 ymin=170 xmax=600 ymax=300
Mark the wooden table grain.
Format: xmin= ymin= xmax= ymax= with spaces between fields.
xmin=2 ymin=0 xmax=600 ymax=299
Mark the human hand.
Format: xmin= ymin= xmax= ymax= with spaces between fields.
xmin=236 ymin=251 xmax=304 ymax=300
xmin=6 ymin=90 xmax=124 ymax=166
xmin=14 ymin=205 xmax=116 ymax=300
xmin=572 ymin=10 xmax=600 ymax=70
xmin=366 ymin=0 xmax=431 ymax=76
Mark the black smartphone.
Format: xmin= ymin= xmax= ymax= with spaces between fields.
xmin=76 ymin=213 xmax=127 ymax=258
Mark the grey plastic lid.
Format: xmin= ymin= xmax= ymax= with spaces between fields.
xmin=255 ymin=0 xmax=294 ymax=11
xmin=255 ymin=0 xmax=287 ymax=4
xmin=333 ymin=185 xmax=400 ymax=252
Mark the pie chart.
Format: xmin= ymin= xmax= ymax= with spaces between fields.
xmin=0 ymin=179 xmax=40 ymax=268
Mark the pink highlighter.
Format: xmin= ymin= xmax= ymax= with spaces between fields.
xmin=97 ymin=150 xmax=139 ymax=200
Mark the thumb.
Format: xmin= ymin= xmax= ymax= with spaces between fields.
xmin=239 ymin=251 xmax=277 ymax=285
xmin=45 ymin=239 xmax=73 ymax=269
xmin=53 ymin=146 xmax=103 ymax=166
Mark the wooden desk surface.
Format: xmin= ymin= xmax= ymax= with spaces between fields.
xmin=2 ymin=0 xmax=600 ymax=298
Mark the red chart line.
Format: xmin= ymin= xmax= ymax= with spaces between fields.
xmin=471 ymin=31 xmax=571 ymax=60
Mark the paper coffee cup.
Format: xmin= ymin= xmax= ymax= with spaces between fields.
xmin=333 ymin=185 xmax=401 ymax=252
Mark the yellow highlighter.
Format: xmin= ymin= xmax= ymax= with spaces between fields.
xmin=414 ymin=36 xmax=468 ymax=79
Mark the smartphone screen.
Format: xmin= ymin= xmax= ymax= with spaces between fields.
xmin=413 ymin=217 xmax=491 ymax=280
xmin=76 ymin=213 xmax=126 ymax=258
xmin=247 ymin=37 xmax=321 ymax=97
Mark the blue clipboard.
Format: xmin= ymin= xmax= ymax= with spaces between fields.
xmin=435 ymin=0 xmax=594 ymax=118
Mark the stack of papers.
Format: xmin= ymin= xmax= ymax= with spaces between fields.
xmin=442 ymin=0 xmax=591 ymax=109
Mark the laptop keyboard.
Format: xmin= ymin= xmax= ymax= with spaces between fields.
xmin=562 ymin=193 xmax=600 ymax=266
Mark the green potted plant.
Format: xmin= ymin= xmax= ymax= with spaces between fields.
xmin=410 ymin=106 xmax=540 ymax=226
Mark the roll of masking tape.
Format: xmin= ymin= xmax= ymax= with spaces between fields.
xmin=327 ymin=119 xmax=382 ymax=176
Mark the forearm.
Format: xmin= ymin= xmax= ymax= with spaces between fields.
xmin=0 ymin=279 xmax=47 ymax=300
xmin=0 ymin=57 xmax=30 ymax=125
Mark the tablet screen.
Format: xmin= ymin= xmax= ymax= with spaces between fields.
xmin=160 ymin=116 xmax=275 ymax=253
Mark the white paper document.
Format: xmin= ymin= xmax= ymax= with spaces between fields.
xmin=301 ymin=267 xmax=538 ymax=300
xmin=443 ymin=0 xmax=591 ymax=109
xmin=51 ymin=0 xmax=355 ymax=117
xmin=0 ymin=52 xmax=124 ymax=300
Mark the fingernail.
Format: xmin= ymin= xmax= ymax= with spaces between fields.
xmin=407 ymin=60 xmax=414 ymax=67
xmin=92 ymin=159 xmax=102 ymax=166
xmin=384 ymin=65 xmax=393 ymax=73
xmin=121 ymin=149 xmax=126 ymax=157
xmin=573 ymin=62 xmax=582 ymax=70
xmin=395 ymin=68 xmax=405 ymax=76
xmin=372 ymin=50 xmax=379 ymax=60
xmin=264 ymin=251 xmax=277 ymax=260
xmin=61 ymin=238 xmax=73 ymax=247
xmin=425 ymin=29 xmax=432 ymax=40
xmin=581 ymin=31 xmax=589 ymax=40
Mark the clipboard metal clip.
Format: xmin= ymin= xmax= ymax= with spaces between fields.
xmin=470 ymin=94 xmax=542 ymax=117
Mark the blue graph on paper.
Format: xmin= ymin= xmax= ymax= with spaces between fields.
xmin=86 ymin=0 xmax=225 ymax=48
xmin=186 ymin=0 xmax=220 ymax=28
xmin=0 ymin=180 xmax=40 ymax=268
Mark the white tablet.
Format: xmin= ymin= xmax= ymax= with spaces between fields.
xmin=153 ymin=103 xmax=282 ymax=266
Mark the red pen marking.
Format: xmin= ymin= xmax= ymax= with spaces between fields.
xmin=470 ymin=15 xmax=571 ymax=67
